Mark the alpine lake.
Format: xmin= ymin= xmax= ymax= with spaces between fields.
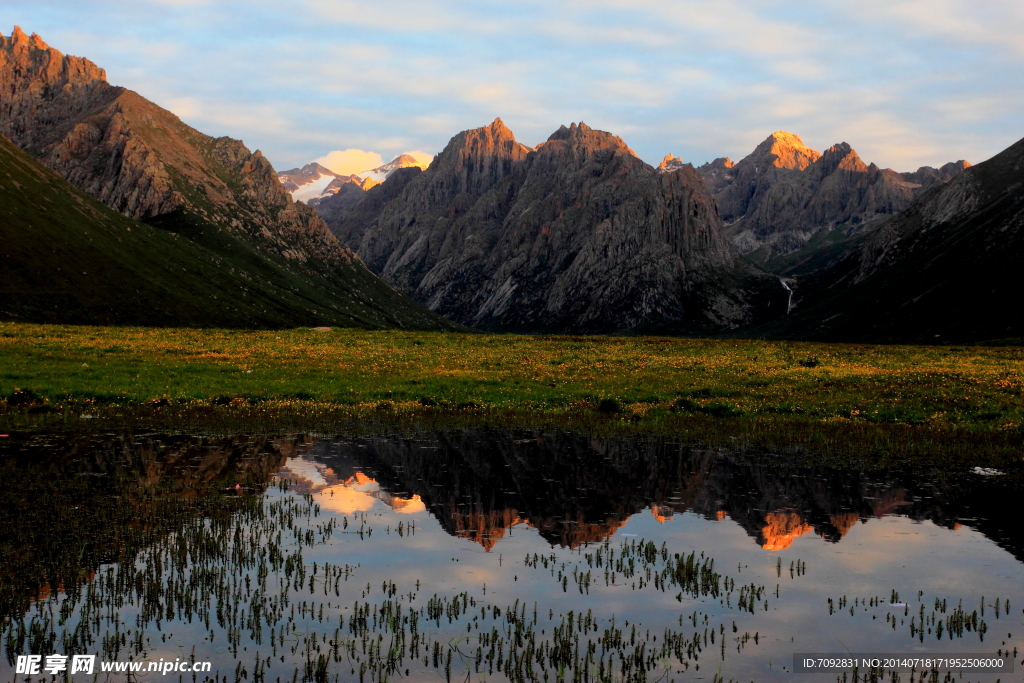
xmin=1 ymin=429 xmax=1021 ymax=683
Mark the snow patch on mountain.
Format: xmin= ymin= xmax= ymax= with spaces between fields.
xmin=356 ymin=153 xmax=432 ymax=182
xmin=290 ymin=173 xmax=339 ymax=204
xmin=280 ymin=152 xmax=433 ymax=203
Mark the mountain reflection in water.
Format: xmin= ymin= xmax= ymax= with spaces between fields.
xmin=0 ymin=433 xmax=302 ymax=617
xmin=1 ymin=429 xmax=1021 ymax=683
xmin=297 ymin=432 xmax=1023 ymax=560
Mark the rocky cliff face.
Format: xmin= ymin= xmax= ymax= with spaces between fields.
xmin=689 ymin=131 xmax=969 ymax=257
xmin=761 ymin=135 xmax=1024 ymax=342
xmin=327 ymin=119 xmax=785 ymax=332
xmin=0 ymin=26 xmax=351 ymax=267
xmin=310 ymin=177 xmax=373 ymax=224
xmin=902 ymin=160 xmax=972 ymax=192
xmin=0 ymin=27 xmax=459 ymax=331
xmin=705 ymin=131 xmax=821 ymax=225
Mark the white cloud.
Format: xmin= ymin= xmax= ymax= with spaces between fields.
xmin=832 ymin=0 xmax=1024 ymax=57
xmin=403 ymin=150 xmax=434 ymax=165
xmin=600 ymin=80 xmax=669 ymax=108
xmin=315 ymin=149 xmax=386 ymax=175
xmin=306 ymin=0 xmax=501 ymax=33
xmin=13 ymin=0 xmax=1024 ymax=172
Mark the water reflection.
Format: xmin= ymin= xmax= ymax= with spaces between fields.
xmin=0 ymin=433 xmax=302 ymax=618
xmin=279 ymin=457 xmax=427 ymax=515
xmin=0 ymin=429 xmax=1020 ymax=683
xmin=301 ymin=432 xmax=1024 ymax=561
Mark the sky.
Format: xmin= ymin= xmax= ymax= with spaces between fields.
xmin=7 ymin=1 xmax=1024 ymax=174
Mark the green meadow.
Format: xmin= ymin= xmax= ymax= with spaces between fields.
xmin=1 ymin=322 xmax=1022 ymax=464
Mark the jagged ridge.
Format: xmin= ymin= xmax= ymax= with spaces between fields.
xmin=0 ymin=26 xmax=458 ymax=330
xmin=686 ymin=131 xmax=969 ymax=258
xmin=326 ymin=119 xmax=787 ymax=333
xmin=756 ymin=134 xmax=1024 ymax=342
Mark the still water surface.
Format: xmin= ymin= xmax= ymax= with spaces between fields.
xmin=1 ymin=430 xmax=1021 ymax=682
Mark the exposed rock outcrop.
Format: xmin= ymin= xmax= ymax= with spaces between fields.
xmin=310 ymin=177 xmax=375 ymax=223
xmin=327 ymin=119 xmax=786 ymax=332
xmin=687 ymin=131 xmax=969 ymax=257
xmin=0 ymin=26 xmax=351 ymax=267
xmin=761 ymin=134 xmax=1024 ymax=342
xmin=0 ymin=27 xmax=459 ymax=331
xmin=657 ymin=154 xmax=688 ymax=173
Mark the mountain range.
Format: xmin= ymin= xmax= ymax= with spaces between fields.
xmin=757 ymin=133 xmax=1024 ymax=342
xmin=304 ymin=433 xmax=1023 ymax=559
xmin=2 ymin=26 xmax=1020 ymax=342
xmin=277 ymin=162 xmax=356 ymax=205
xmin=277 ymin=153 xmax=429 ymax=207
xmin=0 ymin=27 xmax=456 ymax=330
xmin=319 ymin=120 xmax=1020 ymax=341
xmin=325 ymin=119 xmax=787 ymax=333
xmin=673 ymin=131 xmax=970 ymax=261
xmin=357 ymin=153 xmax=432 ymax=183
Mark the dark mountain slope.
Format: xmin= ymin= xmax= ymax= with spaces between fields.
xmin=0 ymin=134 xmax=454 ymax=329
xmin=757 ymin=135 xmax=1024 ymax=343
xmin=328 ymin=120 xmax=788 ymax=333
xmin=0 ymin=26 xmax=456 ymax=330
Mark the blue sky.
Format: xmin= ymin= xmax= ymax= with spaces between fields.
xmin=8 ymin=1 xmax=1024 ymax=173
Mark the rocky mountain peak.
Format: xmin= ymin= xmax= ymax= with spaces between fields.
xmin=546 ymin=121 xmax=593 ymax=141
xmin=28 ymin=31 xmax=48 ymax=50
xmin=814 ymin=142 xmax=869 ymax=175
xmin=357 ymin=153 xmax=432 ymax=182
xmin=326 ymin=118 xmax=784 ymax=333
xmin=5 ymin=25 xmax=45 ymax=50
xmin=704 ymin=131 xmax=971 ymax=257
xmin=279 ymin=162 xmax=337 ymax=181
xmin=277 ymin=162 xmax=347 ymax=202
xmin=1 ymin=25 xmax=108 ymax=95
xmin=703 ymin=133 xmax=819 ymax=224
xmin=900 ymin=160 xmax=972 ymax=191
xmin=488 ymin=117 xmax=512 ymax=133
xmin=657 ymin=154 xmax=688 ymax=173
xmin=427 ymin=117 xmax=530 ymax=197
xmin=694 ymin=156 xmax=736 ymax=193
xmin=751 ymin=131 xmax=821 ymax=170
xmin=391 ymin=153 xmax=422 ymax=166
xmin=942 ymin=160 xmax=971 ymax=174
xmin=539 ymin=122 xmax=635 ymax=158
xmin=436 ymin=117 xmax=523 ymax=159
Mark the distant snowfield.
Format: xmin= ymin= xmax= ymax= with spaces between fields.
xmin=289 ymin=173 xmax=337 ymax=204
xmin=357 ymin=170 xmax=389 ymax=183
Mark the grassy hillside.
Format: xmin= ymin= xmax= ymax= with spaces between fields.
xmin=0 ymin=135 xmax=458 ymax=330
